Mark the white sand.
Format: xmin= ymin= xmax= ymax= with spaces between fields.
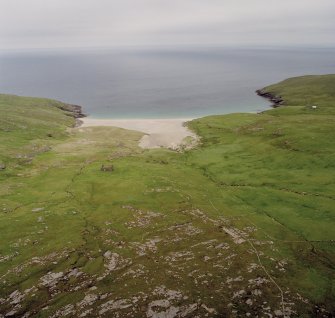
xmin=80 ymin=118 xmax=198 ymax=149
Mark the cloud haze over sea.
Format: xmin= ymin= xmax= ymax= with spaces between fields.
xmin=0 ymin=0 xmax=334 ymax=50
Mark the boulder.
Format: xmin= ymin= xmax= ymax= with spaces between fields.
xmin=101 ymin=164 xmax=114 ymax=172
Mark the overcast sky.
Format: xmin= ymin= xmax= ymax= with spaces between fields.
xmin=0 ymin=0 xmax=334 ymax=50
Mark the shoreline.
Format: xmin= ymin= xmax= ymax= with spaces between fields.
xmin=256 ymin=89 xmax=284 ymax=107
xmin=80 ymin=117 xmax=198 ymax=150
xmin=74 ymin=86 xmax=275 ymax=149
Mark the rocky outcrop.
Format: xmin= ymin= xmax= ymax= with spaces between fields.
xmin=256 ymin=89 xmax=284 ymax=108
xmin=57 ymin=103 xmax=86 ymax=118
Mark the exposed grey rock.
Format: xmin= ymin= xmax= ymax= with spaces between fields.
xmin=246 ymin=298 xmax=253 ymax=306
xmin=147 ymin=299 xmax=179 ymax=318
xmin=50 ymin=304 xmax=75 ymax=318
xmin=131 ymin=238 xmax=161 ymax=256
xmin=5 ymin=309 xmax=19 ymax=317
xmin=179 ymin=303 xmax=198 ymax=317
xmin=37 ymin=216 xmax=44 ymax=223
xmin=201 ymin=303 xmax=217 ymax=314
xmin=101 ymin=251 xmax=132 ymax=275
xmin=123 ymin=206 xmax=161 ymax=228
xmin=40 ymin=272 xmax=64 ymax=289
xmin=8 ymin=290 xmax=24 ymax=305
xmin=31 ymin=207 xmax=44 ymax=212
xmin=77 ymin=294 xmax=98 ymax=308
xmin=79 ymin=309 xmax=93 ymax=317
xmin=99 ymin=299 xmax=132 ymax=315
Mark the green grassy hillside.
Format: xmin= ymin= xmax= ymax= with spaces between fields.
xmin=259 ymin=74 xmax=335 ymax=110
xmin=0 ymin=75 xmax=334 ymax=317
xmin=0 ymin=94 xmax=81 ymax=171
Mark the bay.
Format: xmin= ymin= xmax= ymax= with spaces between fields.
xmin=0 ymin=47 xmax=334 ymax=118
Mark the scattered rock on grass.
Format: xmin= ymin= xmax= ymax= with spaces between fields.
xmin=100 ymin=164 xmax=114 ymax=172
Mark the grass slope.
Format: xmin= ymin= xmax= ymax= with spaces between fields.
xmin=0 ymin=75 xmax=334 ymax=317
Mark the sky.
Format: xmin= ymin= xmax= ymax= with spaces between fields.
xmin=0 ymin=0 xmax=334 ymax=50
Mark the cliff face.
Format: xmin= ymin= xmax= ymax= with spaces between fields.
xmin=57 ymin=103 xmax=86 ymax=118
xmin=256 ymin=89 xmax=284 ymax=107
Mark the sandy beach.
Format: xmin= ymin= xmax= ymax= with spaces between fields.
xmin=81 ymin=118 xmax=198 ymax=149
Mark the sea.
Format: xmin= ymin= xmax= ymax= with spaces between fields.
xmin=0 ymin=47 xmax=334 ymax=118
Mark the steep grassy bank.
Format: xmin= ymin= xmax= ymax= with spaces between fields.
xmin=0 ymin=75 xmax=334 ymax=317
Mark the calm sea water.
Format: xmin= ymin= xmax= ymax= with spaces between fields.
xmin=0 ymin=47 xmax=334 ymax=118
